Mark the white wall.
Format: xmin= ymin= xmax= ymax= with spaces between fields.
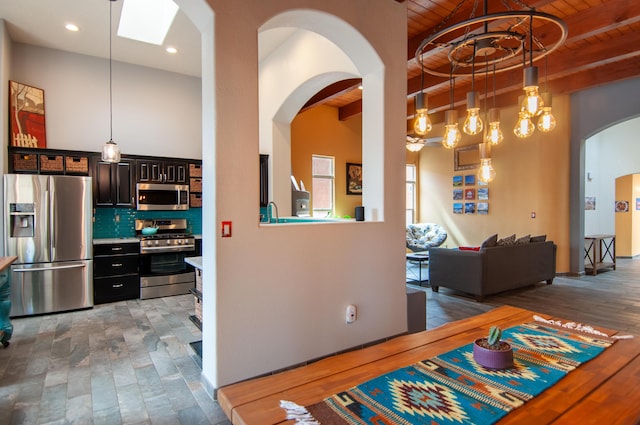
xmin=9 ymin=43 xmax=202 ymax=159
xmin=206 ymin=0 xmax=407 ymax=388
xmin=0 ymin=20 xmax=11 ymax=257
xmin=584 ymin=117 xmax=640 ymax=235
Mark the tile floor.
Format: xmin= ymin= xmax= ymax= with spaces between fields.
xmin=0 ymin=295 xmax=230 ymax=425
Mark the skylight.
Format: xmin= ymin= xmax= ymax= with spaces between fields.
xmin=117 ymin=0 xmax=179 ymax=46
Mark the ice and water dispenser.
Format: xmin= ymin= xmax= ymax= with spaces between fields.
xmin=9 ymin=203 xmax=35 ymax=237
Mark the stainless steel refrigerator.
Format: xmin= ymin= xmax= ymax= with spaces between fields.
xmin=3 ymin=174 xmax=93 ymax=317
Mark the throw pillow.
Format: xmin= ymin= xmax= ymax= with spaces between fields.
xmin=459 ymin=246 xmax=481 ymax=251
xmin=480 ymin=233 xmax=498 ymax=249
xmin=516 ymin=234 xmax=531 ymax=244
xmin=531 ymin=234 xmax=547 ymax=243
xmin=497 ymin=234 xmax=516 ymax=246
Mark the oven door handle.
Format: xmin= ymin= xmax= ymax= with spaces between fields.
xmin=140 ymin=245 xmax=195 ymax=253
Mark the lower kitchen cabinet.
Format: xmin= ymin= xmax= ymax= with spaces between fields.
xmin=93 ymin=241 xmax=140 ymax=304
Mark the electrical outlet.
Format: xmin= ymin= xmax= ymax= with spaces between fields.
xmin=346 ymin=305 xmax=357 ymax=323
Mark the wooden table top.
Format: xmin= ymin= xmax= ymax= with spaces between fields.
xmin=217 ymin=305 xmax=640 ymax=425
xmin=0 ymin=256 xmax=17 ymax=273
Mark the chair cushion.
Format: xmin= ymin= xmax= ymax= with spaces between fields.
xmin=406 ymin=223 xmax=448 ymax=252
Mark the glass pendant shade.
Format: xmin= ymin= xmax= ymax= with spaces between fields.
xmin=477 ymin=158 xmax=496 ymax=183
xmin=521 ymin=67 xmax=544 ymax=117
xmin=484 ymin=108 xmax=503 ymax=145
xmin=102 ymin=139 xmax=121 ymax=163
xmin=537 ymin=92 xmax=556 ymax=132
xmin=413 ymin=92 xmax=432 ymax=136
xmin=463 ymin=92 xmax=483 ymax=135
xmin=514 ymin=111 xmax=535 ymax=138
xmin=406 ymin=141 xmax=424 ymax=152
xmin=442 ymin=110 xmax=461 ymax=149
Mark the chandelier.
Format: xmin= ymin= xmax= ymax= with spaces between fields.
xmin=102 ymin=0 xmax=121 ymax=163
xmin=411 ymin=0 xmax=567 ymax=180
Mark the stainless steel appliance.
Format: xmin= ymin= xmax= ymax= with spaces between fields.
xmin=136 ymin=218 xmax=197 ymax=299
xmin=3 ymin=174 xmax=93 ymax=317
xmin=136 ymin=183 xmax=189 ymax=211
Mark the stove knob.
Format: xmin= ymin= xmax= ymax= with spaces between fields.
xmin=155 ymin=240 xmax=159 ymax=246
xmin=178 ymin=239 xmax=183 ymax=245
xmin=166 ymin=239 xmax=171 ymax=245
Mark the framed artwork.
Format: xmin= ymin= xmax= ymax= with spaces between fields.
xmin=615 ymin=200 xmax=629 ymax=213
xmin=346 ymin=163 xmax=362 ymax=195
xmin=453 ymin=189 xmax=463 ymax=200
xmin=464 ymin=202 xmax=476 ymax=214
xmin=637 ymin=198 xmax=640 ymax=210
xmin=453 ymin=175 xmax=463 ymax=186
xmin=477 ymin=202 xmax=489 ymax=215
xmin=464 ymin=175 xmax=476 ymax=186
xmin=464 ymin=188 xmax=476 ymax=200
xmin=453 ymin=203 xmax=463 ymax=214
xmin=9 ymin=80 xmax=46 ymax=148
xmin=477 ymin=188 xmax=489 ymax=200
xmin=585 ymin=197 xmax=596 ymax=211
xmin=454 ymin=143 xmax=481 ymax=171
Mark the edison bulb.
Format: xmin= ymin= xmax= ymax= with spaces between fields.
xmin=522 ymin=86 xmax=544 ymax=117
xmin=413 ymin=109 xmax=432 ymax=136
xmin=484 ymin=122 xmax=504 ymax=145
xmin=537 ymin=107 xmax=556 ymax=132
xmin=463 ymin=108 xmax=483 ymax=135
xmin=477 ymin=158 xmax=496 ymax=183
xmin=442 ymin=124 xmax=461 ymax=149
xmin=514 ymin=111 xmax=535 ymax=138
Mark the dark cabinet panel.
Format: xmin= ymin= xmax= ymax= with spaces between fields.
xmin=93 ymin=241 xmax=140 ymax=305
xmin=136 ymin=159 xmax=187 ymax=184
xmin=92 ymin=158 xmax=134 ymax=207
xmin=260 ymin=154 xmax=269 ymax=207
xmin=94 ymin=275 xmax=140 ymax=305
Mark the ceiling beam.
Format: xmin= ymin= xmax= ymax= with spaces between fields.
xmin=300 ymin=79 xmax=362 ymax=113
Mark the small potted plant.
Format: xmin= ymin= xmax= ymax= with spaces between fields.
xmin=473 ymin=326 xmax=513 ymax=369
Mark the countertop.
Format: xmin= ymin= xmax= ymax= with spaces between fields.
xmin=93 ymin=238 xmax=140 ymax=245
xmin=185 ymin=256 xmax=202 ymax=270
xmin=0 ymin=256 xmax=18 ymax=272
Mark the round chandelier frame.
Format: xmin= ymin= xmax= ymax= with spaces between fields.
xmin=415 ymin=10 xmax=568 ymax=78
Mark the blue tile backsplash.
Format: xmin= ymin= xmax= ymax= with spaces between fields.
xmin=93 ymin=207 xmax=202 ymax=239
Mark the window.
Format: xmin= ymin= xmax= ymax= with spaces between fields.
xmin=406 ymin=164 xmax=416 ymax=225
xmin=312 ymin=155 xmax=334 ymax=217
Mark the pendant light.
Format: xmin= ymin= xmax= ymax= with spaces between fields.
xmin=520 ymin=16 xmax=543 ymax=118
xmin=413 ymin=54 xmax=432 ymax=137
xmin=514 ymin=95 xmax=535 ymax=138
xmin=537 ymin=92 xmax=557 ymax=132
xmin=477 ymin=141 xmax=495 ymax=183
xmin=484 ymin=108 xmax=504 ymax=145
xmin=442 ymin=72 xmax=461 ymax=149
xmin=102 ymin=0 xmax=121 ymax=163
xmin=463 ymin=43 xmax=483 ymax=136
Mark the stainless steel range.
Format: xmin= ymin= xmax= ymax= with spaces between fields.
xmin=136 ymin=218 xmax=198 ymax=299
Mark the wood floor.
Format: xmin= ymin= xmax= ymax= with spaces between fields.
xmin=416 ymin=257 xmax=640 ymax=336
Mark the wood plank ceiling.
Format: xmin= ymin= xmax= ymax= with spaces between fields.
xmin=307 ymin=0 xmax=640 ymax=128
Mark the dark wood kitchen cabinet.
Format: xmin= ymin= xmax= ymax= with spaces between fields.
xmin=92 ymin=157 xmax=135 ymax=207
xmin=93 ymin=241 xmax=140 ymax=304
xmin=136 ymin=159 xmax=187 ymax=184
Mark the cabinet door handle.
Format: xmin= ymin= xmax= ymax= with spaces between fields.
xmin=112 ymin=283 xmax=124 ymax=288
xmin=111 ymin=247 xmax=123 ymax=251
xmin=112 ymin=263 xmax=123 ymax=267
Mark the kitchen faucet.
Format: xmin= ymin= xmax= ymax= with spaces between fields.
xmin=267 ymin=201 xmax=279 ymax=223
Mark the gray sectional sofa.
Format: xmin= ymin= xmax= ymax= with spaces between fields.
xmin=428 ymin=238 xmax=556 ymax=301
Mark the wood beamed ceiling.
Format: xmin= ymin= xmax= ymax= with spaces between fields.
xmin=308 ymin=0 xmax=640 ymax=130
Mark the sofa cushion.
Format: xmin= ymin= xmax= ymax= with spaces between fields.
xmin=497 ymin=234 xmax=516 ymax=246
xmin=480 ymin=233 xmax=498 ymax=249
xmin=531 ymin=234 xmax=547 ymax=243
xmin=516 ymin=234 xmax=531 ymax=244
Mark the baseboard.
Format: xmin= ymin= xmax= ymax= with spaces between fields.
xmin=556 ymin=271 xmax=584 ymax=277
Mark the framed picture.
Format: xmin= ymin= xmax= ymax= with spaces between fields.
xmin=453 ymin=189 xmax=463 ymax=200
xmin=464 ymin=175 xmax=476 ymax=186
xmin=615 ymin=200 xmax=629 ymax=213
xmin=464 ymin=202 xmax=476 ymax=214
xmin=477 ymin=202 xmax=489 ymax=215
xmin=585 ymin=197 xmax=596 ymax=211
xmin=346 ymin=163 xmax=362 ymax=195
xmin=453 ymin=203 xmax=463 ymax=214
xmin=453 ymin=175 xmax=463 ymax=186
xmin=9 ymin=80 xmax=47 ymax=148
xmin=464 ymin=188 xmax=476 ymax=200
xmin=477 ymin=188 xmax=489 ymax=200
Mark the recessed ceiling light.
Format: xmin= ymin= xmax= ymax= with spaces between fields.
xmin=118 ymin=0 xmax=179 ymax=46
xmin=166 ymin=47 xmax=177 ymax=54
xmin=65 ymin=24 xmax=79 ymax=32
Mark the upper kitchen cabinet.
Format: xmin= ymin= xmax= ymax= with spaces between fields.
xmin=136 ymin=159 xmax=187 ymax=184
xmin=92 ymin=157 xmax=135 ymax=207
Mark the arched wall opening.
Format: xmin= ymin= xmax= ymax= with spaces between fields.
xmin=258 ymin=10 xmax=385 ymax=221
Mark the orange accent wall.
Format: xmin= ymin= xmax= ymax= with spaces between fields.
xmin=291 ymin=105 xmax=363 ymax=218
xmin=615 ymin=174 xmax=640 ymax=257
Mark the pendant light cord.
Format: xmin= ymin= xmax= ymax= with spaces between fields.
xmin=109 ymin=0 xmax=114 ymax=142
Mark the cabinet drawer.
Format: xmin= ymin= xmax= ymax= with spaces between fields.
xmin=94 ymin=275 xmax=139 ymax=304
xmin=94 ymin=243 xmax=139 ymax=256
xmin=94 ymin=254 xmax=139 ymax=277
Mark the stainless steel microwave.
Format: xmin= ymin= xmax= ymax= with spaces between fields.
xmin=136 ymin=183 xmax=189 ymax=210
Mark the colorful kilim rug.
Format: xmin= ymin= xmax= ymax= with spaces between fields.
xmin=282 ymin=321 xmax=615 ymax=424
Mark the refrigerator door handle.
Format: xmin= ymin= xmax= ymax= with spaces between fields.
xmin=48 ymin=181 xmax=55 ymax=250
xmin=13 ymin=263 xmax=87 ymax=273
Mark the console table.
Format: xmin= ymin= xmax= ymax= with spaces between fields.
xmin=584 ymin=234 xmax=616 ymax=276
xmin=406 ymin=251 xmax=429 ymax=285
